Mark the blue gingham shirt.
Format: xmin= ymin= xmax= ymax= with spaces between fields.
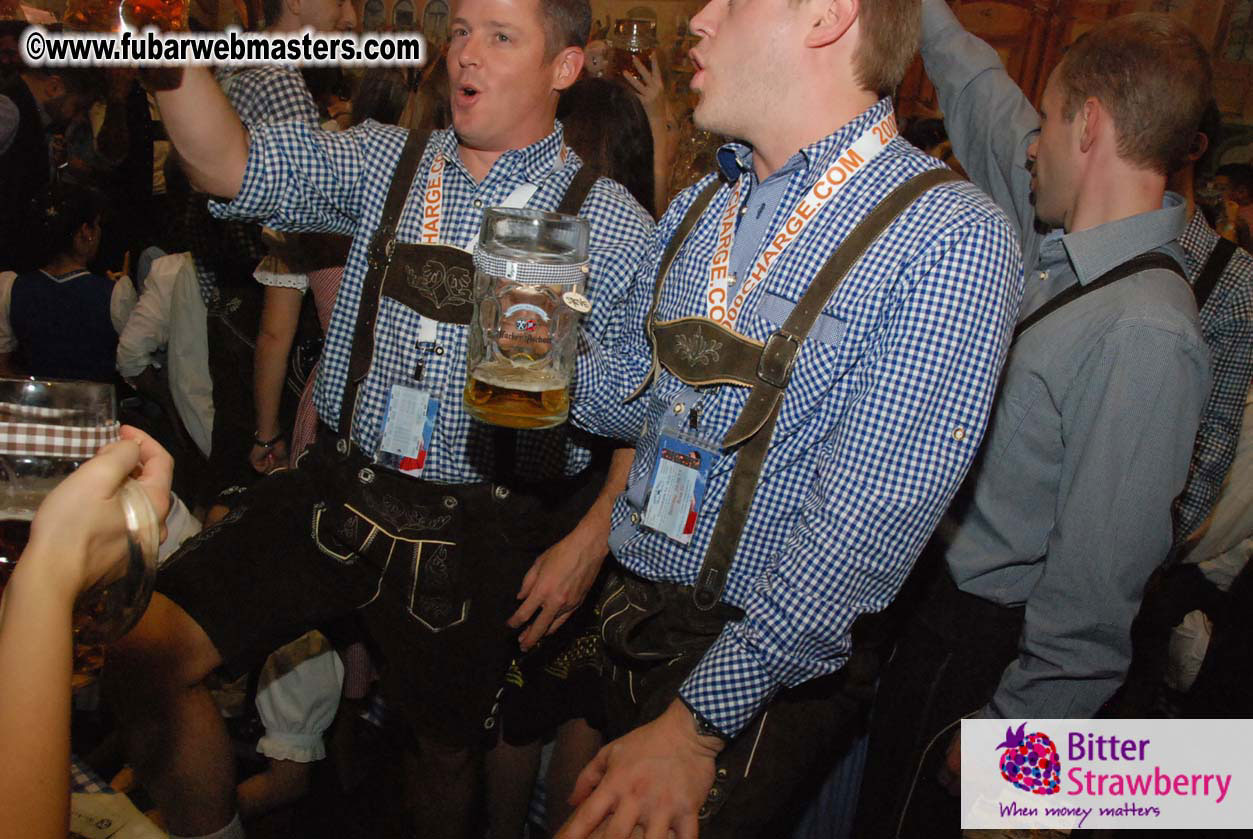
xmin=216 ymin=66 xmax=318 ymax=126
xmin=191 ymin=66 xmax=320 ymax=304
xmin=211 ymin=121 xmax=654 ymax=482
xmin=1174 ymin=209 xmax=1253 ymax=540
xmin=571 ymin=98 xmax=1025 ymax=736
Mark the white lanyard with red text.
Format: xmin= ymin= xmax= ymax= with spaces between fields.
xmin=706 ymin=112 xmax=899 ymax=329
xmin=417 ymin=146 xmax=570 ymax=248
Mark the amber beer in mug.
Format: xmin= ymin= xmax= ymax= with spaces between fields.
xmin=464 ymin=362 xmax=572 ymax=430
xmin=464 ymin=209 xmax=591 ymax=430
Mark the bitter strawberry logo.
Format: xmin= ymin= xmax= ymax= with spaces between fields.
xmin=996 ymin=722 xmax=1061 ymax=795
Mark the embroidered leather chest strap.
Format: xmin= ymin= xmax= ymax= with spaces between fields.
xmin=628 ymin=178 xmax=724 ymax=401
xmin=338 ymin=129 xmax=431 ymax=442
xmin=692 ymin=167 xmax=961 ymax=610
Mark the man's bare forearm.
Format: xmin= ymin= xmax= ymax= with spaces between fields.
xmin=152 ymin=67 xmax=249 ymax=199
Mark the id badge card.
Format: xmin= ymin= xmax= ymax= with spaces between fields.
xmin=641 ymin=432 xmax=717 ymax=545
xmin=374 ymin=384 xmax=440 ymax=478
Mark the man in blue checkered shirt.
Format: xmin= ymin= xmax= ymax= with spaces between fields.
xmin=555 ymin=2 xmax=1022 ymax=838
xmin=107 ymin=4 xmax=653 ymax=839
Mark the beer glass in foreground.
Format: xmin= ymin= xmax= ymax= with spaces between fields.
xmin=0 ymin=379 xmax=159 ymax=679
xmin=464 ymin=209 xmax=591 ymax=429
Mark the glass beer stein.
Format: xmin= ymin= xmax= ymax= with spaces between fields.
xmin=463 ymin=209 xmax=591 ymax=430
xmin=608 ymin=18 xmax=661 ymax=82
xmin=0 ymin=379 xmax=160 ymax=678
xmin=608 ymin=18 xmax=658 ymax=82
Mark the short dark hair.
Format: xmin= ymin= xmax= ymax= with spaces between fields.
xmin=538 ymin=0 xmax=591 ymax=61
xmin=28 ymin=183 xmax=104 ymax=263
xmin=1055 ymin=12 xmax=1212 ymax=175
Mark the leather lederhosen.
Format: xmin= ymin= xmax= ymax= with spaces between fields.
xmin=301 ymin=130 xmax=608 ymax=743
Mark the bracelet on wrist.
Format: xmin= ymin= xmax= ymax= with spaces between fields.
xmin=253 ymin=431 xmax=285 ymax=448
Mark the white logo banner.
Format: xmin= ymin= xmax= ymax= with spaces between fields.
xmin=961 ymin=718 xmax=1251 ymax=830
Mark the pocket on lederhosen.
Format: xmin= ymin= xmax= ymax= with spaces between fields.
xmin=596 ymin=571 xmax=743 ymax=735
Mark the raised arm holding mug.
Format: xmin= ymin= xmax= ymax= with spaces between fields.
xmin=106 ymin=4 xmax=654 ymax=839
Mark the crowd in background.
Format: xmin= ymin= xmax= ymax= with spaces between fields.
xmin=0 ymin=2 xmax=1251 ymax=839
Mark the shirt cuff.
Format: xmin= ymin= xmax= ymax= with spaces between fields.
xmin=256 ymin=731 xmax=327 ymax=763
xmin=677 ymin=628 xmax=777 ymax=739
xmin=208 ymin=122 xmax=282 ymax=224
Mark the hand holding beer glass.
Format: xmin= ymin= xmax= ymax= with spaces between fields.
xmin=0 ymin=380 xmax=162 ymax=680
xmin=608 ymin=18 xmax=658 ymax=84
xmin=464 ymin=209 xmax=591 ymax=430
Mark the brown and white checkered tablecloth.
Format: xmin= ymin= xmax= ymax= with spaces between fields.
xmin=0 ymin=403 xmax=119 ymax=460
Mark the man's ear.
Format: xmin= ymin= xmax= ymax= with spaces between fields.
xmin=1077 ymin=97 xmax=1101 ymax=156
xmin=1186 ymin=131 xmax=1210 ymax=165
xmin=551 ymin=45 xmax=585 ymax=92
xmin=804 ymin=0 xmax=859 ymax=49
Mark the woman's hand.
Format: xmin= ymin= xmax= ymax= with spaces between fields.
xmin=22 ymin=427 xmax=173 ymax=606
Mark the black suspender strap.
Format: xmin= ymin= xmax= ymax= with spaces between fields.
xmin=555 ymin=163 xmax=599 ymax=216
xmin=1012 ymin=251 xmax=1185 ymax=346
xmin=1192 ymin=237 xmax=1237 ymax=313
xmin=692 ymin=168 xmax=962 ymax=610
xmin=337 ymin=129 xmax=431 ymax=442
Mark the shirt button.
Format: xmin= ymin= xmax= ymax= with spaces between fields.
xmin=953 ymin=427 xmax=966 ymax=442
xmin=673 ymin=403 xmax=685 ymax=415
xmin=494 ymin=485 xmax=511 ymax=500
xmin=630 ymin=512 xmax=641 ymax=525
xmin=434 ymin=346 xmax=445 ymax=355
xmin=473 ymin=199 xmax=484 ymax=208
xmin=1039 ymin=270 xmax=1049 ymax=282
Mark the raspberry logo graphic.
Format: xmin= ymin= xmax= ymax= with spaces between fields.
xmin=996 ymin=722 xmax=1061 ymax=795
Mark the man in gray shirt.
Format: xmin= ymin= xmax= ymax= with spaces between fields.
xmin=855 ymin=4 xmax=1213 ymax=835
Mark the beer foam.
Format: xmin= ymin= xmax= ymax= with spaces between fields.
xmin=470 ymin=360 xmax=569 ymax=393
